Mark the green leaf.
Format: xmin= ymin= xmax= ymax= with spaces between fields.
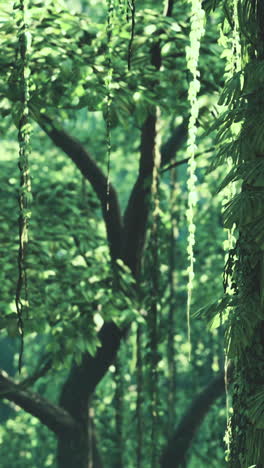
xmin=248 ymin=387 xmax=264 ymax=429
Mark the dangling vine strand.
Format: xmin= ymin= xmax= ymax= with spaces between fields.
xmin=127 ymin=0 xmax=136 ymax=70
xmin=15 ymin=0 xmax=32 ymax=373
xmin=167 ymin=167 xmax=178 ymax=435
xmin=185 ymin=0 xmax=205 ymax=359
xmin=233 ymin=0 xmax=242 ymax=73
xmin=105 ymin=0 xmax=114 ymax=212
xmin=219 ymin=0 xmax=242 ymax=453
xmin=149 ymin=107 xmax=162 ymax=468
xmin=114 ymin=351 xmax=124 ymax=467
xmin=223 ymin=0 xmax=241 ymax=256
xmin=136 ymin=323 xmax=143 ymax=468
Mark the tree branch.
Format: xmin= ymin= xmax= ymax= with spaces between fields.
xmin=160 ymin=120 xmax=188 ymax=168
xmin=34 ymin=113 xmax=123 ymax=261
xmin=0 ymin=370 xmax=78 ymax=435
xmin=19 ymin=353 xmax=52 ymax=389
xmin=59 ymin=322 xmax=126 ymax=420
xmin=161 ymin=147 xmax=213 ymax=173
xmin=122 ymin=111 xmax=158 ymax=276
xmin=163 ymin=0 xmax=174 ymax=19
xmin=29 ymin=2 xmax=179 ymax=440
xmin=30 ymin=114 xmax=128 ymax=429
xmin=122 ymin=41 xmax=162 ymax=277
xmin=160 ymin=372 xmax=225 ymax=468
xmin=122 ymin=1 xmax=175 ymax=277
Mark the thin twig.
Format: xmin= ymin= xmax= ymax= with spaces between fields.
xmin=160 ymin=147 xmax=213 ymax=173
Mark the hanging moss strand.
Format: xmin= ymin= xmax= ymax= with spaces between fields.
xmin=114 ymin=352 xmax=124 ymax=468
xmin=127 ymin=0 xmax=136 ymax=70
xmin=15 ymin=0 xmax=32 ymax=373
xmin=149 ymin=108 xmax=162 ymax=468
xmin=185 ymin=0 xmax=205 ymax=359
xmin=233 ymin=0 xmax=242 ymax=72
xmin=105 ymin=0 xmax=114 ymax=211
xmin=167 ymin=168 xmax=178 ymax=435
xmin=220 ymin=0 xmax=242 ymax=446
xmin=136 ymin=323 xmax=143 ymax=468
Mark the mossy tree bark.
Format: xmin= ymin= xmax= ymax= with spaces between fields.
xmin=218 ymin=1 xmax=264 ymax=466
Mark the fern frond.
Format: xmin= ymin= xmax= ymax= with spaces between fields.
xmin=226 ymin=294 xmax=262 ymax=357
xmin=217 ymin=160 xmax=264 ymax=193
xmin=223 ymin=191 xmax=264 ymax=229
xmin=218 ymin=71 xmax=242 ymax=106
xmin=243 ymin=60 xmax=264 ymax=96
xmin=248 ymin=387 xmax=264 ymax=430
xmin=193 ymin=294 xmax=234 ymax=329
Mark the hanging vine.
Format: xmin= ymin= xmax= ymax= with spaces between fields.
xmin=232 ymin=0 xmax=242 ymax=73
xmin=105 ymin=0 xmax=114 ymax=212
xmin=185 ymin=0 xmax=205 ymax=358
xmin=127 ymin=0 xmax=136 ymax=70
xmin=136 ymin=323 xmax=143 ymax=468
xmin=114 ymin=351 xmax=124 ymax=468
xmin=14 ymin=0 xmax=32 ymax=373
xmin=105 ymin=0 xmax=136 ymax=207
xmin=219 ymin=0 xmax=242 ymax=450
xmin=201 ymin=0 xmax=264 ymax=465
xmin=167 ymin=168 xmax=178 ymax=436
xmin=148 ymin=108 xmax=162 ymax=468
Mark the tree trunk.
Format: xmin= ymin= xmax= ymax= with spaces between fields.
xmin=57 ymin=417 xmax=103 ymax=468
xmin=161 ymin=372 xmax=225 ymax=468
xmin=57 ymin=428 xmax=89 ymax=468
xmin=221 ymin=2 xmax=264 ymax=466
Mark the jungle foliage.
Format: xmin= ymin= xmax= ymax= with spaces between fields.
xmin=0 ymin=0 xmax=263 ymax=467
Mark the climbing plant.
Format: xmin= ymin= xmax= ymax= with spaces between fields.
xmin=127 ymin=0 xmax=136 ymax=70
xmin=105 ymin=0 xmax=115 ymax=211
xmin=185 ymin=0 xmax=205 ymax=357
xmin=104 ymin=0 xmax=136 ymax=208
xmin=148 ymin=110 xmax=162 ymax=468
xmin=0 ymin=1 xmax=230 ymax=467
xmin=14 ymin=0 xmax=32 ymax=372
xmin=198 ymin=0 xmax=264 ymax=465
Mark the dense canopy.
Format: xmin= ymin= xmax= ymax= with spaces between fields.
xmin=0 ymin=0 xmax=264 ymax=467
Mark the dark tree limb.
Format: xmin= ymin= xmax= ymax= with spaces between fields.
xmin=122 ymin=111 xmax=158 ymax=276
xmin=122 ymin=37 xmax=162 ymax=277
xmin=26 ymin=0 xmax=182 ymax=447
xmin=59 ymin=322 xmax=126 ymax=420
xmin=57 ymin=400 xmax=104 ymax=468
xmin=19 ymin=353 xmax=52 ymax=389
xmin=160 ymin=120 xmax=188 ymax=168
xmin=56 ymin=323 xmax=125 ymax=467
xmin=163 ymin=0 xmax=174 ymax=16
xmin=29 ymin=112 xmax=127 ymax=424
xmin=0 ymin=370 xmax=78 ymax=435
xmin=29 ymin=113 xmax=130 ymax=443
xmin=122 ymin=0 xmax=175 ymax=277
xmin=160 ymin=372 xmax=225 ymax=468
xmin=34 ymin=113 xmax=123 ymax=261
xmin=161 ymin=147 xmax=213 ymax=173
